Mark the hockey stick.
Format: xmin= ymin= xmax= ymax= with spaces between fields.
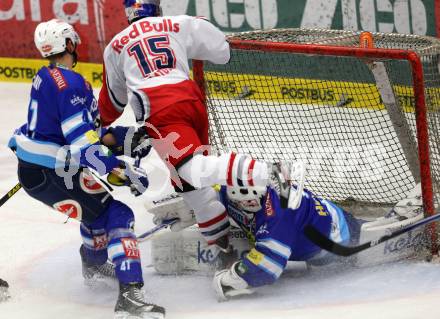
xmin=0 ymin=183 xmax=22 ymax=208
xmin=304 ymin=211 xmax=440 ymax=257
xmin=137 ymin=218 xmax=178 ymax=241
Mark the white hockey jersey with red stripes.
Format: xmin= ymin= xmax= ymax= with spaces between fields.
xmin=98 ymin=15 xmax=230 ymax=126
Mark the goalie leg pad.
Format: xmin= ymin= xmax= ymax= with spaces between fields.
xmin=151 ymin=226 xmax=251 ymax=275
xmin=145 ymin=193 xmax=196 ymax=232
xmin=356 ymin=202 xmax=426 ymax=267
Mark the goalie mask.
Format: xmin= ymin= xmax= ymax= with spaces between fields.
xmin=124 ymin=0 xmax=162 ymax=24
xmin=227 ymin=186 xmax=267 ymax=214
xmin=34 ymin=19 xmax=81 ymax=59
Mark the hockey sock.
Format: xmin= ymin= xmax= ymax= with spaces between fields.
xmin=181 ymin=187 xmax=231 ymax=245
xmin=80 ymin=223 xmax=109 ymax=266
xmin=105 ymin=200 xmax=143 ymax=284
xmin=178 ymin=152 xmax=269 ymax=188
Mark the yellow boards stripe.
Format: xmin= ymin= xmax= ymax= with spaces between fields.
xmin=1 ymin=58 xmax=438 ymax=112
xmin=0 ymin=57 xmax=103 ymax=88
xmin=203 ymin=71 xmax=429 ymax=113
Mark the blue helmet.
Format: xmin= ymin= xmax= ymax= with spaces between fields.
xmin=124 ymin=0 xmax=162 ymax=24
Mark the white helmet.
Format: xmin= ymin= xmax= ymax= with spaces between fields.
xmin=227 ymin=186 xmax=267 ymax=213
xmin=34 ymin=19 xmax=81 ymax=58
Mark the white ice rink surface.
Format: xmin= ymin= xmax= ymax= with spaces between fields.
xmin=1 ymin=82 xmax=440 ymax=319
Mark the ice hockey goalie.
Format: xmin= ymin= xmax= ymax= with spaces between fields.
xmin=147 ymin=168 xmax=427 ymax=279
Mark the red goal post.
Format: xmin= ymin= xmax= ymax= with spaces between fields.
xmin=192 ymin=29 xmax=439 ymax=251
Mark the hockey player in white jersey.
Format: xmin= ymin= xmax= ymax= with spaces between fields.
xmin=98 ymin=0 xmax=275 ymax=253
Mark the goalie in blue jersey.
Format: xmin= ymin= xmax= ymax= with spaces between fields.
xmin=8 ymin=19 xmax=164 ymax=318
xmin=211 ymin=163 xmax=425 ymax=301
xmin=149 ymin=162 xmax=425 ymax=302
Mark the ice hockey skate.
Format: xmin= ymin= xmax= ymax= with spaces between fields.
xmin=0 ymin=278 xmax=10 ymax=302
xmin=114 ymin=283 xmax=165 ymax=319
xmin=80 ymin=245 xmax=116 ymax=284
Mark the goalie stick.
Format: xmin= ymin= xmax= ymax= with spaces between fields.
xmin=304 ymin=211 xmax=440 ymax=256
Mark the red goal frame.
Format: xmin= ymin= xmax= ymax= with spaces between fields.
xmin=193 ymin=40 xmax=437 ymax=252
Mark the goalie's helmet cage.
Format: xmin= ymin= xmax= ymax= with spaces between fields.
xmin=124 ymin=0 xmax=162 ymax=24
xmin=34 ymin=19 xmax=81 ymax=58
xmin=227 ymin=186 xmax=267 ymax=214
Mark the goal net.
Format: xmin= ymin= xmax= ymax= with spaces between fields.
xmin=192 ymin=28 xmax=440 ymax=221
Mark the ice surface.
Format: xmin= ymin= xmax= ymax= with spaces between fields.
xmin=1 ymin=82 xmax=440 ymax=319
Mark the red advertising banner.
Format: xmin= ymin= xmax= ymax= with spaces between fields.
xmin=0 ymin=0 xmax=127 ymax=63
xmin=2 ymin=1 xmax=440 ymax=64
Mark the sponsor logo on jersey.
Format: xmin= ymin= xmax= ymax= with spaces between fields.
xmin=85 ymin=130 xmax=100 ymax=144
xmin=227 ymin=204 xmax=251 ymax=226
xmin=111 ymin=19 xmax=180 ymax=53
xmin=246 ymin=248 xmax=264 ymax=265
xmin=53 ymin=200 xmax=82 ymax=220
xmin=93 ymin=234 xmax=108 ymax=249
xmin=71 ymin=95 xmax=87 ymax=106
xmin=314 ymin=199 xmax=329 ymax=216
xmin=79 ymin=172 xmax=106 ymax=194
xmin=121 ymin=238 xmax=140 ymax=259
xmin=48 ymin=68 xmax=67 ymax=90
xmin=265 ymin=192 xmax=274 ymax=217
xmin=256 ymin=223 xmax=269 ymax=236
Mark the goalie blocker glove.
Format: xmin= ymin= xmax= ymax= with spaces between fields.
xmin=213 ymin=261 xmax=254 ymax=301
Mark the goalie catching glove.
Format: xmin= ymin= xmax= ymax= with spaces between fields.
xmin=145 ymin=193 xmax=196 ymax=232
xmin=107 ymin=161 xmax=149 ymax=196
xmin=213 ymin=261 xmax=254 ymax=301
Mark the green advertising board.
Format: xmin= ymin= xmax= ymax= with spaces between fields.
xmin=162 ymin=0 xmax=438 ymax=36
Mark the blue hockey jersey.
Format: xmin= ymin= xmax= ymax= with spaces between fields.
xmin=219 ymin=186 xmax=351 ymax=287
xmin=8 ymin=65 xmax=119 ymax=173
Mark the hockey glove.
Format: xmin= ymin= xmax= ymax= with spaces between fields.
xmin=271 ymin=161 xmax=306 ymax=210
xmin=213 ymin=261 xmax=254 ymax=301
xmin=107 ymin=161 xmax=149 ymax=196
xmin=104 ymin=126 xmax=151 ymax=158
xmin=146 ymin=193 xmax=196 ymax=232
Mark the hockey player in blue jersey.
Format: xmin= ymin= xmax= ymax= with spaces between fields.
xmin=147 ymin=162 xmax=424 ymax=300
xmin=211 ymin=163 xmax=424 ymax=301
xmin=8 ymin=19 xmax=164 ymax=318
